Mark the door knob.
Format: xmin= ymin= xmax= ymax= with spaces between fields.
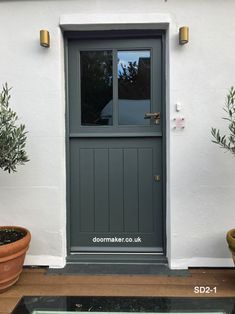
xmin=144 ymin=112 xmax=160 ymax=124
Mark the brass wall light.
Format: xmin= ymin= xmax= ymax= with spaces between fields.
xmin=40 ymin=30 xmax=50 ymax=48
xmin=179 ymin=26 xmax=189 ymax=45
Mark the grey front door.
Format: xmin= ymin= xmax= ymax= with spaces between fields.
xmin=67 ymin=35 xmax=165 ymax=254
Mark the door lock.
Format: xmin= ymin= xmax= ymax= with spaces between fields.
xmin=144 ymin=112 xmax=160 ymax=124
xmin=154 ymin=175 xmax=161 ymax=181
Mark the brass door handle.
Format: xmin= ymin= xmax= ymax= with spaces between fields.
xmin=144 ymin=112 xmax=160 ymax=124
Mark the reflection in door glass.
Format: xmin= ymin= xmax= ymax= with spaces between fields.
xmin=81 ymin=51 xmax=113 ymax=125
xmin=118 ymin=50 xmax=151 ymax=125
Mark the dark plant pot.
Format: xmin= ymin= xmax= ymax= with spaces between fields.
xmin=0 ymin=226 xmax=31 ymax=293
xmin=226 ymin=228 xmax=235 ymax=265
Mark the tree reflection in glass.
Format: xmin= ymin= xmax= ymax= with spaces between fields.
xmin=81 ymin=51 xmax=113 ymax=125
xmin=118 ymin=51 xmax=151 ymax=125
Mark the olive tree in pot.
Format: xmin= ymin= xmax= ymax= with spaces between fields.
xmin=0 ymin=83 xmax=31 ymax=292
xmin=211 ymin=87 xmax=235 ymax=265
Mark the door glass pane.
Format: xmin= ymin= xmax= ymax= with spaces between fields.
xmin=81 ymin=51 xmax=113 ymax=126
xmin=118 ymin=50 xmax=151 ymax=125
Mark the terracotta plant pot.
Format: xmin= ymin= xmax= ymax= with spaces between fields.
xmin=0 ymin=226 xmax=31 ymax=293
xmin=226 ymin=228 xmax=235 ymax=265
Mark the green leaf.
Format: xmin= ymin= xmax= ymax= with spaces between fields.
xmin=0 ymin=83 xmax=29 ymax=173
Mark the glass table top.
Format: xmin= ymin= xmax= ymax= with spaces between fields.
xmin=32 ymin=312 xmax=226 ymax=314
xmin=12 ymin=296 xmax=235 ymax=314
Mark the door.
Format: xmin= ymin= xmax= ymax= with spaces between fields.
xmin=67 ymin=35 xmax=165 ymax=254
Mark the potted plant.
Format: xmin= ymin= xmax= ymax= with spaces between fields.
xmin=0 ymin=83 xmax=31 ymax=292
xmin=211 ymin=86 xmax=235 ymax=265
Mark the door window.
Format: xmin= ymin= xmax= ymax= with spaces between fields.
xmin=118 ymin=50 xmax=151 ymax=125
xmin=81 ymin=50 xmax=113 ymax=126
xmin=69 ymin=38 xmax=162 ymax=136
xmin=80 ymin=49 xmax=154 ymax=128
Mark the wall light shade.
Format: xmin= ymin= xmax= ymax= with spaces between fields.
xmin=40 ymin=30 xmax=50 ymax=48
xmin=179 ymin=26 xmax=189 ymax=45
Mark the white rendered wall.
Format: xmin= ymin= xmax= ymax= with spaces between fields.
xmin=0 ymin=0 xmax=235 ymax=269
